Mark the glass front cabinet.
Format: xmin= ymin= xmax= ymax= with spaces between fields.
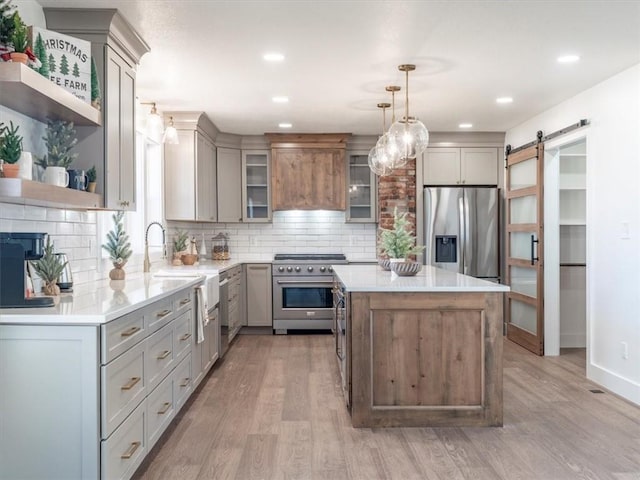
xmin=242 ymin=150 xmax=271 ymax=222
xmin=346 ymin=152 xmax=377 ymax=222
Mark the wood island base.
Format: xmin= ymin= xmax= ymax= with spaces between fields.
xmin=349 ymin=291 xmax=503 ymax=428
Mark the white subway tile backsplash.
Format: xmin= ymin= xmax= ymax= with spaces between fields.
xmin=1 ymin=204 xmax=25 ymax=219
xmin=25 ymin=206 xmax=47 ymax=221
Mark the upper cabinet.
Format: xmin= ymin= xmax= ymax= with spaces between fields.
xmin=44 ymin=8 xmax=150 ymax=211
xmin=242 ymin=150 xmax=271 ymax=222
xmin=164 ymin=112 xmax=218 ymax=222
xmin=217 ymin=147 xmax=243 ymax=223
xmin=267 ymin=133 xmax=349 ymax=211
xmin=346 ymin=151 xmax=377 ymax=222
xmin=423 ymin=147 xmax=499 ymax=186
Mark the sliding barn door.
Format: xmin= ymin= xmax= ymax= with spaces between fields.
xmin=505 ymin=143 xmax=544 ymax=355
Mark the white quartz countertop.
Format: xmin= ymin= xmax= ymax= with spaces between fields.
xmin=0 ymin=273 xmax=203 ymax=325
xmin=332 ymin=265 xmax=510 ymax=293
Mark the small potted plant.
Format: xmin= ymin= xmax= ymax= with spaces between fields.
xmin=9 ymin=11 xmax=27 ymax=64
xmin=0 ymin=121 xmax=22 ymax=178
xmin=172 ymin=229 xmax=189 ymax=265
xmin=102 ymin=210 xmax=132 ymax=280
xmin=379 ymin=208 xmax=425 ymax=276
xmin=37 ymin=119 xmax=78 ymax=186
xmin=30 ymin=236 xmax=67 ymax=296
xmin=86 ymin=166 xmax=97 ymax=192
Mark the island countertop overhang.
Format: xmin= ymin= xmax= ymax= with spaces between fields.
xmin=332 ymin=264 xmax=510 ymax=293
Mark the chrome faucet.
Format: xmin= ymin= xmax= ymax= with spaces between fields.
xmin=144 ymin=221 xmax=167 ymax=273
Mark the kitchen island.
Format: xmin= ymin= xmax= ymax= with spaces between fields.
xmin=332 ymin=264 xmax=509 ymax=428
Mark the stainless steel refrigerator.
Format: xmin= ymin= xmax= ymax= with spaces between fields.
xmin=423 ymin=186 xmax=500 ymax=282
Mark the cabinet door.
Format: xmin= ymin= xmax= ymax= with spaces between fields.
xmin=246 ymin=264 xmax=272 ymax=326
xmin=196 ymin=133 xmax=217 ymax=222
xmin=105 ymin=46 xmax=136 ymax=210
xmin=164 ymin=130 xmax=196 ymax=221
xmin=423 ymin=148 xmax=461 ymax=185
xmin=272 ymin=148 xmax=346 ymax=210
xmin=242 ymin=150 xmax=271 ymax=222
xmin=347 ymin=153 xmax=377 ymax=222
xmin=217 ymin=147 xmax=243 ymax=222
xmin=461 ymin=148 xmax=498 ymax=185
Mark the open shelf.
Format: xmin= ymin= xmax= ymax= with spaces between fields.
xmin=0 ymin=178 xmax=103 ymax=209
xmin=0 ymin=63 xmax=101 ymax=126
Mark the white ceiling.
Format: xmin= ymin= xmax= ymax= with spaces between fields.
xmin=36 ymin=0 xmax=640 ymax=136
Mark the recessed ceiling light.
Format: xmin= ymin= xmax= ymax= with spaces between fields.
xmin=278 ymin=122 xmax=292 ymax=129
xmin=557 ymin=54 xmax=580 ymax=63
xmin=459 ymin=123 xmax=473 ymax=129
xmin=263 ymin=52 xmax=285 ymax=62
xmin=272 ymin=96 xmax=289 ymax=103
xmin=496 ymin=97 xmax=513 ymax=104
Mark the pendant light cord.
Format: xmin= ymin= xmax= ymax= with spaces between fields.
xmin=404 ymin=69 xmax=409 ymax=122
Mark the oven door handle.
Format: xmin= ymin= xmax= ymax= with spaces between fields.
xmin=275 ymin=280 xmax=334 ymax=285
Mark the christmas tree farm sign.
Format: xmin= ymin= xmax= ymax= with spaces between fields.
xmin=28 ymin=27 xmax=91 ymax=104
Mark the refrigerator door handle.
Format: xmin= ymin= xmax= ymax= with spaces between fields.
xmin=458 ymin=196 xmax=465 ymax=274
xmin=463 ymin=193 xmax=473 ymax=276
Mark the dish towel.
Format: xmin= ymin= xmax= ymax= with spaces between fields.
xmin=195 ymin=285 xmax=208 ymax=344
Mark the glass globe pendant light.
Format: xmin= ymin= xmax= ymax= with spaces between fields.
xmin=388 ymin=64 xmax=429 ymax=162
xmin=374 ymin=85 xmax=403 ymax=171
xmin=368 ymin=102 xmax=393 ymax=176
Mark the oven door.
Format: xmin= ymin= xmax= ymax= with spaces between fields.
xmin=272 ymin=276 xmax=335 ymax=320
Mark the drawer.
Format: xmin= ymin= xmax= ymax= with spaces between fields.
xmin=101 ymin=399 xmax=147 ymax=480
xmin=145 ymin=296 xmax=175 ymax=335
xmin=174 ymin=352 xmax=192 ymax=413
xmin=102 ymin=309 xmax=145 ymax=364
xmin=102 ymin=340 xmax=146 ymax=439
xmin=145 ymin=321 xmax=175 ymax=392
xmin=174 ymin=288 xmax=194 ymax=315
xmin=173 ymin=310 xmax=193 ymax=362
xmin=147 ymin=372 xmax=175 ymax=450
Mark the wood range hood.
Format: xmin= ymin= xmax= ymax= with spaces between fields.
xmin=266 ymin=133 xmax=351 ymax=212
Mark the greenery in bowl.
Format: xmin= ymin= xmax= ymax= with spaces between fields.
xmin=0 ymin=121 xmax=23 ymax=164
xmin=36 ymin=119 xmax=78 ymax=169
xmin=173 ymin=229 xmax=188 ymax=254
xmin=379 ymin=207 xmax=425 ymax=260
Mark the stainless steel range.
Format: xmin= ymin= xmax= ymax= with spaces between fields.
xmin=272 ymin=253 xmax=347 ymax=333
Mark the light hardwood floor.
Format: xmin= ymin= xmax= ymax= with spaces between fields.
xmin=133 ymin=335 xmax=640 ymax=480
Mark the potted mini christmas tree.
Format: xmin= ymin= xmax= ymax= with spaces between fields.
xmin=30 ymin=237 xmax=67 ymax=296
xmin=171 ymin=228 xmax=189 ymax=265
xmin=86 ymin=165 xmax=97 ymax=192
xmin=379 ymin=208 xmax=425 ymax=275
xmin=102 ymin=211 xmax=132 ymax=280
xmin=9 ymin=11 xmax=27 ymax=63
xmin=0 ymin=121 xmax=23 ymax=178
xmin=37 ymin=119 xmax=78 ymax=186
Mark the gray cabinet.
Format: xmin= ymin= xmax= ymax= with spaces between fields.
xmin=217 ymin=147 xmax=243 ymax=223
xmin=242 ymin=150 xmax=272 ymax=222
xmin=43 ymin=8 xmax=149 ymax=211
xmin=423 ymin=147 xmax=499 ymax=186
xmin=346 ymin=152 xmax=377 ymax=222
xmin=246 ymin=264 xmax=272 ymax=326
xmin=164 ymin=115 xmax=217 ymax=222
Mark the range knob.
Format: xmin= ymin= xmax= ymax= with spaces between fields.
xmin=307 ymin=266 xmax=314 ymax=272
xmin=278 ymin=266 xmax=285 ymax=272
xmin=319 ymin=266 xmax=326 ymax=272
xmin=328 ymin=266 xmax=333 ymax=272
xmin=294 ymin=266 xmax=301 ymax=272
xmin=286 ymin=266 xmax=293 ymax=272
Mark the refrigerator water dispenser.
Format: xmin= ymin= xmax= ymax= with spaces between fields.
xmin=435 ymin=235 xmax=457 ymax=263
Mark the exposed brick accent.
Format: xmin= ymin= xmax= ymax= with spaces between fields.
xmin=377 ymin=158 xmax=417 ymax=254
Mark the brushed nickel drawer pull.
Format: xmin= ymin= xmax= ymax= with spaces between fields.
xmin=121 ymin=377 xmax=141 ymax=391
xmin=156 ymin=309 xmax=172 ymax=318
xmin=157 ymin=350 xmax=171 ymax=360
xmin=179 ymin=298 xmax=191 ymax=306
xmin=157 ymin=402 xmax=171 ymax=414
xmin=179 ymin=333 xmax=192 ymax=341
xmin=179 ymin=378 xmax=190 ymax=387
xmin=120 ymin=326 xmax=141 ymax=337
xmin=120 ymin=441 xmax=141 ymax=459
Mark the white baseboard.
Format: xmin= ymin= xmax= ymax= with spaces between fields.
xmin=587 ymin=362 xmax=640 ymax=406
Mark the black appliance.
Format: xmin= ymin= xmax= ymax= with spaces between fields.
xmin=0 ymin=232 xmax=54 ymax=308
xmin=272 ymin=253 xmax=347 ymax=333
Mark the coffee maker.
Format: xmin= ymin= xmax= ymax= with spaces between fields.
xmin=0 ymin=232 xmax=54 ymax=308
